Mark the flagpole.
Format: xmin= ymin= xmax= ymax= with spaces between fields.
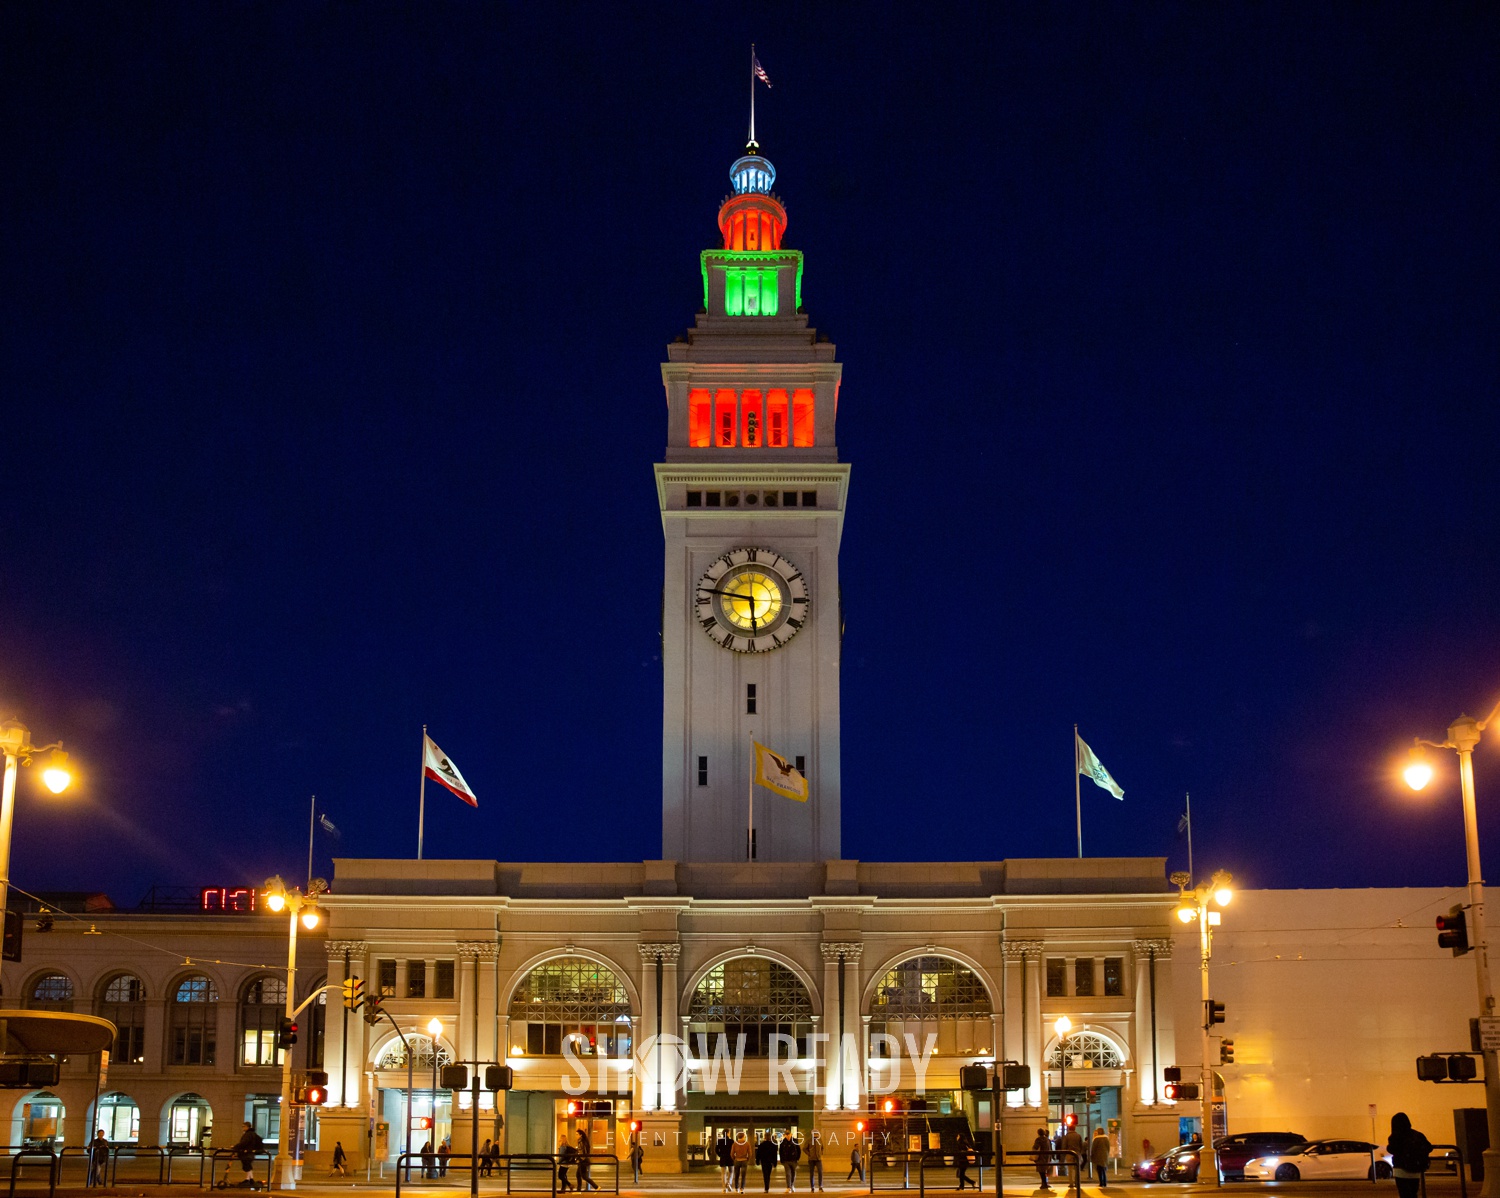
xmin=1185 ymin=792 xmax=1193 ymax=881
xmin=307 ymin=794 xmax=316 ymax=887
xmin=1074 ymin=725 xmax=1083 ymax=858
xmin=749 ymin=44 xmax=756 ymax=145
xmin=748 ymin=733 xmax=755 ymax=862
xmin=418 ymin=725 xmax=427 ymax=861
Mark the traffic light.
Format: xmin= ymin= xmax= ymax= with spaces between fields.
xmin=441 ymin=1065 xmax=469 ymax=1090
xmin=1417 ymin=1055 xmax=1449 ymax=1082
xmin=1062 ymin=1112 xmax=1077 ymax=1130
xmin=484 ymin=1065 xmax=513 ymax=1091
xmin=566 ymin=1100 xmax=612 ymax=1118
xmin=1417 ymin=1054 xmax=1480 ymax=1083
xmin=1219 ymin=1040 xmax=1235 ymax=1065
xmin=362 ymin=994 xmax=384 ymax=1026
xmin=305 ymin=1071 xmax=328 ymax=1106
xmin=1438 ymin=907 xmax=1471 ymax=956
xmin=628 ymin=1121 xmax=641 ymax=1135
xmin=1450 ymin=1055 xmax=1479 ymax=1081
xmin=1205 ymin=1000 xmax=1226 ymax=1026
xmin=1001 ymin=1064 xmax=1032 ymax=1091
xmin=342 ymin=976 xmax=365 ymax=1010
xmin=277 ymin=1017 xmax=298 ymax=1048
xmin=414 ymin=1117 xmax=433 ymax=1131
xmin=1163 ymin=1066 xmax=1181 ymax=1083
xmin=1163 ymin=1081 xmax=1200 ymax=1101
xmin=959 ymin=1064 xmax=989 ymax=1090
xmin=2 ymin=910 xmax=22 ymax=962
xmin=882 ymin=1098 xmax=897 ymax=1114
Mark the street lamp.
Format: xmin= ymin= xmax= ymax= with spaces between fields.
xmin=1054 ymin=1015 xmax=1073 ymax=1134
xmin=1403 ymin=696 xmax=1500 ymax=1198
xmin=0 ymin=719 xmax=72 ymax=917
xmin=1172 ymin=868 xmax=1233 ymax=1188
xmin=262 ymin=874 xmax=327 ymax=1191
xmin=427 ymin=1017 xmax=443 ymax=1161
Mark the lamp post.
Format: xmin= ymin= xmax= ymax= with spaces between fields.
xmin=263 ymin=875 xmax=327 ymax=1191
xmin=427 ymin=1017 xmax=443 ymax=1167
xmin=1404 ymin=697 xmax=1500 ymax=1198
xmin=1054 ymin=1015 xmax=1072 ymax=1135
xmin=1173 ymin=868 xmax=1233 ymax=1188
xmin=0 ymin=719 xmax=72 ymax=917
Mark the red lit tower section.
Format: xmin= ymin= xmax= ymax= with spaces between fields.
xmin=656 ymin=144 xmax=849 ymax=864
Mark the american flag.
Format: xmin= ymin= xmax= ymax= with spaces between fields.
xmin=752 ymin=51 xmax=772 ymax=88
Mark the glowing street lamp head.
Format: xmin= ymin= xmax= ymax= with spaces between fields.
xmin=1176 ymin=901 xmax=1197 ymax=923
xmin=41 ymin=750 xmax=72 ymax=794
xmin=427 ymin=1016 xmax=443 ymax=1038
xmin=299 ymin=902 xmax=324 ymax=930
xmin=263 ymin=876 xmax=287 ymax=913
xmin=1054 ymin=1015 xmax=1072 ymax=1037
xmin=1404 ymin=746 xmax=1434 ymax=792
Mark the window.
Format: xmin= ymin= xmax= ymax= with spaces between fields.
xmin=698 ymin=756 xmax=708 ymax=786
xmin=309 ymin=989 xmax=327 ymax=1068
xmin=763 ymin=491 xmax=779 ymax=507
xmin=746 ymin=684 xmax=757 ymax=715
xmin=377 ymin=1033 xmax=452 ymax=1071
xmin=436 ymin=960 xmax=456 ymax=999
xmin=377 ymin=959 xmax=397 ymax=997
xmin=687 ymin=389 xmax=711 ymax=447
xmin=741 ymin=390 xmax=763 ymax=447
xmin=767 ymin=390 xmax=789 ymax=447
xmin=688 ymin=958 xmax=814 ymax=1058
xmin=1103 ymin=958 xmax=1124 ymax=997
xmin=1045 ymin=959 xmax=1066 ymax=997
xmin=1048 ymin=1030 xmax=1123 ymax=1069
xmin=725 ymin=268 xmax=779 ymax=316
xmin=795 ymin=755 xmax=805 ymax=774
xmin=407 ymin=961 xmax=426 ymax=998
xmin=170 ymin=975 xmax=219 ymax=1065
xmin=706 ymin=491 xmax=722 ymax=508
xmin=509 ymin=957 xmax=632 ymax=1058
xmin=687 ymin=491 xmax=702 ymax=507
xmin=240 ymin=974 xmax=287 ymax=1067
xmin=28 ymin=973 xmax=75 ymax=1011
xmin=99 ymin=974 xmax=147 ymax=1064
xmin=782 ymin=492 xmax=799 ymax=507
xmin=1074 ymin=958 xmax=1095 ymax=997
xmin=96 ymin=1092 xmax=140 ymax=1142
xmin=715 ymin=389 xmax=737 ymax=446
xmin=792 ymin=389 xmax=815 ymax=447
xmin=868 ymin=955 xmax=992 ymax=1056
xmin=801 ymin=490 xmax=817 ymax=507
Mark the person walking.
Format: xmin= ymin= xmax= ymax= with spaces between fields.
xmin=558 ymin=1137 xmax=575 ymax=1192
xmin=1089 ymin=1128 xmax=1110 ymax=1188
xmin=330 ymin=1140 xmax=348 ymax=1178
xmin=805 ymin=1135 xmax=823 ymax=1192
xmin=421 ymin=1140 xmax=436 ymax=1180
xmin=847 ymin=1144 xmax=864 ymax=1182
xmin=718 ymin=1131 xmax=735 ymax=1191
xmin=1031 ymin=1129 xmax=1052 ymax=1191
xmin=1387 ymin=1113 xmax=1433 ymax=1198
xmin=731 ymin=1132 xmax=751 ymax=1192
xmin=779 ymin=1132 xmax=801 ymax=1192
xmin=439 ymin=1138 xmax=451 ymax=1178
xmin=954 ymin=1140 xmax=975 ymax=1190
xmin=579 ymin=1127 xmax=600 ymax=1192
xmin=629 ymin=1136 xmax=645 ymax=1186
xmin=479 ymin=1139 xmax=493 ymax=1178
xmin=88 ymin=1130 xmax=109 ymax=1187
xmin=1061 ymin=1124 xmax=1085 ymax=1185
xmin=756 ymin=1134 xmax=779 ymax=1193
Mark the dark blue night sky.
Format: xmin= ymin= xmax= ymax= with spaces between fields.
xmin=3 ymin=4 xmax=1497 ymax=903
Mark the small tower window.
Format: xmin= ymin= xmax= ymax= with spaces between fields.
xmin=715 ymin=389 xmax=737 ymax=446
xmin=697 ymin=756 xmax=708 ymax=787
xmin=706 ymin=492 xmax=722 ymax=508
xmin=802 ymin=491 xmax=817 ymax=507
xmin=741 ymin=390 xmax=763 ymax=447
xmin=792 ymin=388 xmax=815 ymax=446
xmin=782 ymin=492 xmax=799 ymax=507
xmin=688 ymin=389 xmax=711 ymax=448
xmin=746 ymin=684 xmax=757 ymax=715
xmin=767 ymin=389 xmax=790 ymax=447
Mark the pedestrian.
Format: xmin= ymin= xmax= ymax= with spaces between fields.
xmin=1061 ymin=1123 xmax=1085 ymax=1184
xmin=439 ymin=1138 xmax=451 ymax=1177
xmin=1387 ymin=1113 xmax=1433 ymax=1198
xmin=629 ymin=1136 xmax=645 ymax=1186
xmin=577 ymin=1128 xmax=599 ymax=1191
xmin=805 ymin=1135 xmax=823 ymax=1192
xmin=731 ymin=1132 xmax=751 ymax=1192
xmin=718 ymin=1131 xmax=735 ymax=1191
xmin=421 ymin=1140 xmax=436 ymax=1180
xmin=331 ymin=1141 xmax=348 ymax=1178
xmin=558 ymin=1138 xmax=575 ymax=1192
xmin=1089 ymin=1128 xmax=1110 ymax=1188
xmin=779 ymin=1132 xmax=801 ymax=1192
xmin=88 ymin=1130 xmax=109 ymax=1187
xmin=480 ymin=1139 xmax=492 ymax=1178
xmin=489 ymin=1139 xmax=502 ymax=1178
xmin=756 ymin=1134 xmax=779 ymax=1193
xmin=235 ymin=1122 xmax=265 ymax=1187
xmin=847 ymin=1144 xmax=864 ymax=1182
xmin=1031 ymin=1129 xmax=1052 ymax=1191
xmin=953 ymin=1139 xmax=974 ymax=1191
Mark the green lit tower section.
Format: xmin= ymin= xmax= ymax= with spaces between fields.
xmin=656 ymin=143 xmax=848 ymax=863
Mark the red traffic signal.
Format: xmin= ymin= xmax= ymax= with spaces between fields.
xmin=306 ymin=1085 xmax=327 ymax=1106
xmin=414 ymin=1116 xmax=432 ymax=1130
xmin=628 ymin=1120 xmax=641 ymax=1134
xmin=1062 ymin=1113 xmax=1077 ymax=1129
xmin=1438 ymin=907 xmax=1471 ymax=955
xmin=882 ymin=1098 xmax=897 ymax=1113
xmin=855 ymin=1121 xmax=866 ymax=1133
xmin=1163 ymin=1081 xmax=1200 ymax=1101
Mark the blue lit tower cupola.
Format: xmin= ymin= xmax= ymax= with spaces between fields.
xmin=702 ymin=144 xmax=802 ymax=317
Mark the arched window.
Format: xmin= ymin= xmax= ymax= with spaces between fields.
xmin=240 ymin=975 xmax=286 ymax=1067
xmin=166 ymin=1092 xmax=213 ymax=1146
xmin=868 ymin=956 xmax=992 ymax=1057
xmin=377 ymin=1034 xmax=451 ymax=1071
xmin=95 ymin=1092 xmax=139 ymax=1142
xmin=169 ymin=975 xmax=218 ymax=1066
xmin=688 ymin=958 xmax=814 ymax=1058
xmin=1048 ymin=1030 xmax=1123 ymax=1069
xmin=27 ymin=973 xmax=74 ymax=1012
xmin=98 ymin=974 xmax=146 ymax=1064
xmin=509 ymin=957 xmax=632 ymax=1057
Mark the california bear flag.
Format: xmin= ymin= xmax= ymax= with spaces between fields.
xmin=423 ymin=734 xmax=478 ymax=807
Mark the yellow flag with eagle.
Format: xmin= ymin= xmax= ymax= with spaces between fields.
xmin=753 ymin=742 xmax=808 ymax=802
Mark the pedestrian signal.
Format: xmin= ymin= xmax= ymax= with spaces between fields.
xmin=1219 ymin=1040 xmax=1235 ymax=1065
xmin=1205 ymin=999 xmax=1226 ymax=1026
xmin=959 ymin=1065 xmax=989 ymax=1091
xmin=362 ymin=995 xmax=384 ymax=1026
xmin=1164 ymin=1081 xmax=1200 ymax=1101
xmin=342 ymin=976 xmax=364 ymax=1010
xmin=414 ymin=1117 xmax=432 ymax=1131
xmin=1163 ymin=1066 xmax=1181 ymax=1083
xmin=1001 ymin=1063 xmax=1032 ymax=1091
xmin=1063 ymin=1113 xmax=1077 ymax=1130
xmin=1450 ymin=1054 xmax=1479 ymax=1081
xmin=306 ymin=1083 xmax=328 ymax=1106
xmin=882 ymin=1098 xmax=897 ymax=1113
xmin=1437 ymin=907 xmax=1471 ymax=956
xmin=484 ymin=1065 xmax=513 ymax=1091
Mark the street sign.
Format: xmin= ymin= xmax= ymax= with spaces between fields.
xmin=1478 ymin=1018 xmax=1500 ymax=1051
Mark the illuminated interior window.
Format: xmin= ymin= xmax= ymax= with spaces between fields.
xmin=766 ymin=390 xmax=789 ymax=447
xmin=688 ymin=389 xmax=711 ymax=448
xmin=725 ymin=268 xmax=779 ymax=317
xmin=741 ymin=390 xmax=763 ymax=447
xmin=714 ymin=390 xmax=737 ymax=447
xmin=792 ymin=388 xmax=815 ymax=447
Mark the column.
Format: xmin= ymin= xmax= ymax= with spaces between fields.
xmin=819 ymin=941 xmax=863 ymax=1111
xmin=1001 ymin=940 xmax=1043 ymax=1112
xmin=1131 ymin=940 xmax=1168 ymax=1107
xmin=317 ymin=941 xmax=369 ymax=1169
xmin=467 ymin=941 xmax=500 ymax=1063
xmin=396 ymin=959 xmax=410 ymax=999
xmin=636 ymin=943 xmax=683 ymax=1173
xmin=456 ymin=943 xmax=482 ymax=1063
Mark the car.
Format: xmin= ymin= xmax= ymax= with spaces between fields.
xmin=1159 ymin=1144 xmax=1208 ymax=1182
xmin=1134 ymin=1144 xmax=1201 ymax=1181
xmin=1243 ymin=1139 xmax=1393 ymax=1182
xmin=1215 ymin=1132 xmax=1309 ymax=1180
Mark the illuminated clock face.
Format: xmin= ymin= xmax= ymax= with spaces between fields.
xmin=696 ymin=548 xmax=809 ymax=654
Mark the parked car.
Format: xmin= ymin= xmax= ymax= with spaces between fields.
xmin=1159 ymin=1144 xmax=1207 ymax=1182
xmin=1135 ymin=1144 xmax=1201 ymax=1181
xmin=1215 ymin=1132 xmax=1309 ymax=1180
xmin=1244 ymin=1139 xmax=1392 ymax=1182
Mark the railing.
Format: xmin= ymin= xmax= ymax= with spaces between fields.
xmin=1002 ymin=1148 xmax=1082 ymax=1198
xmin=1424 ymin=1143 xmax=1468 ymax=1198
xmin=206 ymin=1147 xmax=275 ymax=1190
xmin=915 ymin=1149 xmax=987 ymax=1195
xmin=7 ymin=1150 xmax=56 ymax=1198
xmin=391 ymin=1151 xmax=618 ymax=1198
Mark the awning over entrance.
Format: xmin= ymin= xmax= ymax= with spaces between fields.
xmin=0 ymin=1011 xmax=116 ymax=1055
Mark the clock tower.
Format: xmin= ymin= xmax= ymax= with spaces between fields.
xmin=656 ymin=142 xmax=848 ymax=863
